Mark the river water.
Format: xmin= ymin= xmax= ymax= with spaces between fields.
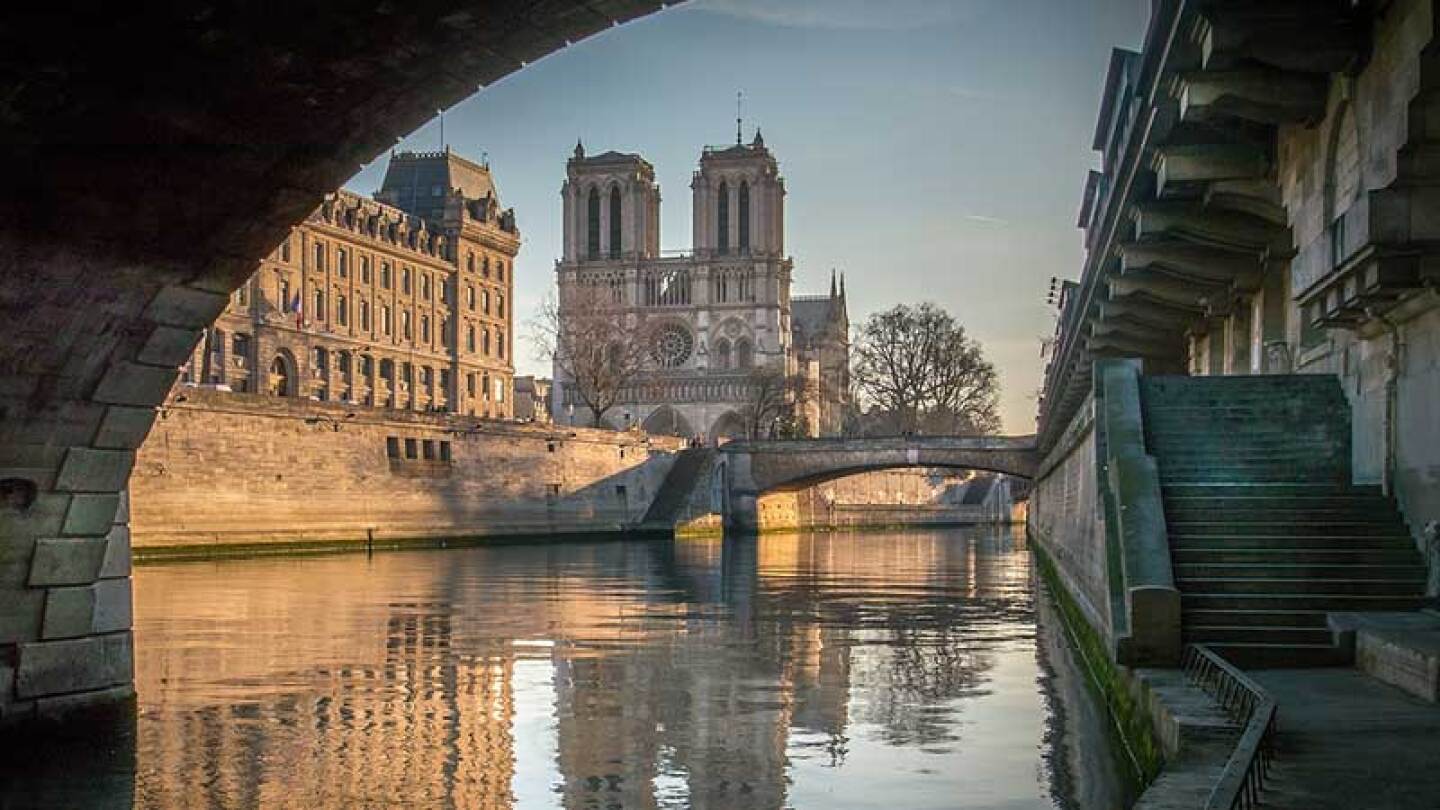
xmin=2 ymin=527 xmax=1137 ymax=809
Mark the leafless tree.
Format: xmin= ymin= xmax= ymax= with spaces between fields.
xmin=530 ymin=285 xmax=650 ymax=428
xmin=852 ymin=303 xmax=1000 ymax=435
xmin=739 ymin=365 xmax=808 ymax=439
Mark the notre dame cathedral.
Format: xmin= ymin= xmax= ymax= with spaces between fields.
xmin=552 ymin=130 xmax=849 ymax=439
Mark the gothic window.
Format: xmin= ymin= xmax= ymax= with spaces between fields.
xmin=717 ymin=182 xmax=730 ymax=255
xmin=651 ymin=323 xmax=695 ymax=368
xmin=643 ymin=269 xmax=692 ymax=307
xmin=716 ymin=338 xmax=731 ymax=370
xmin=587 ymin=187 xmax=601 ymax=259
xmin=736 ymin=338 xmax=753 ymax=369
xmin=739 ymin=181 xmax=750 ymax=252
xmin=609 ymin=185 xmax=622 ymax=259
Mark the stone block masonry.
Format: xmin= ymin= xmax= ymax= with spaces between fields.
xmin=129 ymin=388 xmax=685 ymax=552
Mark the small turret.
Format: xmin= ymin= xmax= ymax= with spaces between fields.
xmin=574 ymin=139 xmax=585 ymax=160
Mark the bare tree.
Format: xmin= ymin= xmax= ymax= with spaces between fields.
xmin=530 ymin=285 xmax=649 ymax=428
xmin=852 ymin=303 xmax=1000 ymax=435
xmin=738 ymin=365 xmax=808 ymax=439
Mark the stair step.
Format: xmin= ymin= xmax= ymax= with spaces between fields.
xmin=1170 ymin=534 xmax=1416 ymax=550
xmin=1180 ymin=593 xmax=1430 ymax=611
xmin=1164 ymin=494 xmax=1391 ymax=508
xmin=1176 ymin=577 xmax=1426 ymax=595
xmin=1165 ymin=507 xmax=1401 ymax=522
xmin=1169 ymin=522 xmax=1410 ymax=537
xmin=1173 ymin=548 xmax=1423 ymax=565
xmin=1163 ymin=483 xmax=1382 ymax=497
xmin=1182 ymin=608 xmax=1333 ymax=627
xmin=1184 ymin=625 xmax=1336 ymax=645
xmin=1199 ymin=642 xmax=1349 ymax=668
xmin=1175 ymin=563 xmax=1427 ymax=580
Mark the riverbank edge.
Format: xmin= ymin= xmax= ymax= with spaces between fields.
xmin=131 ymin=526 xmax=671 ymax=564
xmin=674 ymin=516 xmax=1019 ymax=540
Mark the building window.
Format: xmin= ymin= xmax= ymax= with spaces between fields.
xmin=313 ymin=290 xmax=325 ymax=320
xmin=739 ymin=181 xmax=750 ymax=252
xmin=483 ymin=256 xmax=491 ymax=278
xmin=717 ymin=181 xmax=729 ymax=255
xmin=716 ymin=338 xmax=731 ymax=370
xmin=381 ymin=262 xmax=391 ymax=289
xmin=498 ymin=330 xmax=506 ymax=359
xmin=497 ymin=262 xmax=505 ymax=282
xmin=467 ymin=372 xmax=476 ymax=396
xmin=404 ymin=438 xmax=417 ymax=459
xmin=360 ymin=300 xmax=370 ymax=331
xmin=467 ymin=285 xmax=476 ymax=310
xmin=497 ymin=294 xmax=505 ymax=318
xmin=422 ymin=274 xmax=431 ymax=300
xmin=439 ymin=278 xmax=450 ymax=305
xmin=609 ymin=186 xmax=622 ymax=258
xmin=232 ymin=333 xmax=251 ymax=365
xmin=483 ymin=328 xmax=491 ymax=356
xmin=382 ymin=305 xmax=392 ymax=336
xmin=402 ymin=310 xmax=411 ymax=340
xmin=338 ymin=351 xmax=352 ymax=381
xmin=402 ymin=267 xmax=412 ymax=294
xmin=421 ymin=315 xmax=430 ymax=343
xmin=337 ymin=295 xmax=348 ymax=326
xmin=280 ymin=238 xmax=291 ymax=263
xmin=337 ymin=249 xmax=348 ymax=278
xmin=313 ymin=346 xmax=328 ymax=375
xmin=467 ymin=253 xmax=475 ymax=273
xmin=422 ymin=439 xmax=435 ymax=460
xmin=482 ymin=373 xmax=491 ymax=400
xmin=440 ymin=369 xmax=452 ymax=396
xmin=441 ymin=317 xmax=451 ymax=349
xmin=439 ymin=441 xmax=452 ymax=462
xmin=280 ymin=278 xmax=292 ymax=312
xmin=587 ymin=187 xmax=601 ymax=259
xmin=361 ymin=255 xmax=371 ymax=284
xmin=313 ymin=242 xmax=325 ymax=271
xmin=494 ymin=377 xmax=505 ymax=403
xmin=467 ymin=325 xmax=476 ymax=353
xmin=386 ymin=437 xmax=400 ymax=458
xmin=482 ymin=289 xmax=491 ymax=315
xmin=736 ymin=338 xmax=752 ymax=369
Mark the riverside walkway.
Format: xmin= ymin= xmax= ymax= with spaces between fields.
xmin=1252 ymin=667 xmax=1440 ymax=809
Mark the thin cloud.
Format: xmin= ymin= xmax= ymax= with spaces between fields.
xmin=963 ymin=214 xmax=1010 ymax=226
xmin=695 ymin=0 xmax=991 ymax=31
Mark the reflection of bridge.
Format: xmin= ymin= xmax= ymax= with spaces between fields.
xmin=719 ymin=436 xmax=1038 ymax=531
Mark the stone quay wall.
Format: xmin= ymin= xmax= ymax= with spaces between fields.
xmin=129 ymin=388 xmax=686 ymax=552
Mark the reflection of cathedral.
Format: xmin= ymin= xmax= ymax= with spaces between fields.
xmin=553 ymin=131 xmax=848 ymax=438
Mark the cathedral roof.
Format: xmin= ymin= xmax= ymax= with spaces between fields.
xmin=791 ymin=294 xmax=847 ymax=344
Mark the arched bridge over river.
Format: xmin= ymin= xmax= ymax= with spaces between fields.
xmin=718 ymin=435 xmax=1039 ymax=531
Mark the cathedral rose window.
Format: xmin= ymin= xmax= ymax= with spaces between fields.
xmin=651 ymin=323 xmax=694 ymax=368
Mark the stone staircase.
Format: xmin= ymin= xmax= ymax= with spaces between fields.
xmin=636 ymin=447 xmax=715 ymax=531
xmin=1140 ymin=374 xmax=1429 ymax=667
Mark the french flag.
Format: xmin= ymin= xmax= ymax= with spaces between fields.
xmin=291 ymin=292 xmax=303 ymax=326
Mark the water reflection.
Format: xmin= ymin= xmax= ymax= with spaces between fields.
xmin=2 ymin=527 xmax=1129 ymax=809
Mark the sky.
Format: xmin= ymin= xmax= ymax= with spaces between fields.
xmin=346 ymin=0 xmax=1149 ymax=433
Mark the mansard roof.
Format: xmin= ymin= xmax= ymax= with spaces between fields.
xmin=377 ymin=148 xmax=501 ymax=223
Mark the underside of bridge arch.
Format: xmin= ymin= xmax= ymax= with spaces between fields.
xmin=759 ymin=462 xmax=1033 ymax=495
xmin=0 ymin=1 xmax=669 ymax=725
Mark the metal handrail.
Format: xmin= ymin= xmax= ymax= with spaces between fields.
xmin=1183 ymin=645 xmax=1279 ymax=810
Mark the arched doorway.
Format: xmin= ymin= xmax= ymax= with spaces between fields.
xmin=642 ymin=405 xmax=694 ymax=438
xmin=269 ymin=351 xmax=296 ymax=397
xmin=711 ymin=411 xmax=747 ymax=443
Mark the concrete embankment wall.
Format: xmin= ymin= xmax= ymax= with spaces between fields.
xmin=130 ymin=388 xmax=685 ymax=552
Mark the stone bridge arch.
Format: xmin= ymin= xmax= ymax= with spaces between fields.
xmin=0 ymin=1 xmax=669 ymax=724
xmin=719 ymin=436 xmax=1038 ymax=531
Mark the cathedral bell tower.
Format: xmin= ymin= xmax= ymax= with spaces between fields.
xmin=691 ymin=129 xmax=784 ymax=258
xmin=561 ymin=141 xmax=661 ymax=264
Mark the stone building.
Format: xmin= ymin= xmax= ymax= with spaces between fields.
xmin=182 ymin=149 xmax=520 ymax=418
xmin=552 ymin=133 xmax=849 ymax=438
xmin=513 ymin=376 xmax=552 ymax=422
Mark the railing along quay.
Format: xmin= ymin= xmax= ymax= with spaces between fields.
xmin=1182 ymin=645 xmax=1279 ymax=810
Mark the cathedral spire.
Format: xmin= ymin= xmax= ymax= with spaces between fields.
xmin=840 ymin=272 xmax=846 ymax=299
xmin=573 ymin=139 xmax=585 ymax=159
xmin=736 ymin=90 xmax=744 ymax=145
xmin=830 ymin=269 xmax=837 ymax=298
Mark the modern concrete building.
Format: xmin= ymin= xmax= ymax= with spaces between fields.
xmin=185 ymin=149 xmax=520 ymax=418
xmin=552 ymin=134 xmax=849 ymax=438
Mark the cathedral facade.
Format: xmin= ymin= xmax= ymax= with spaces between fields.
xmin=552 ymin=133 xmax=849 ymax=438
